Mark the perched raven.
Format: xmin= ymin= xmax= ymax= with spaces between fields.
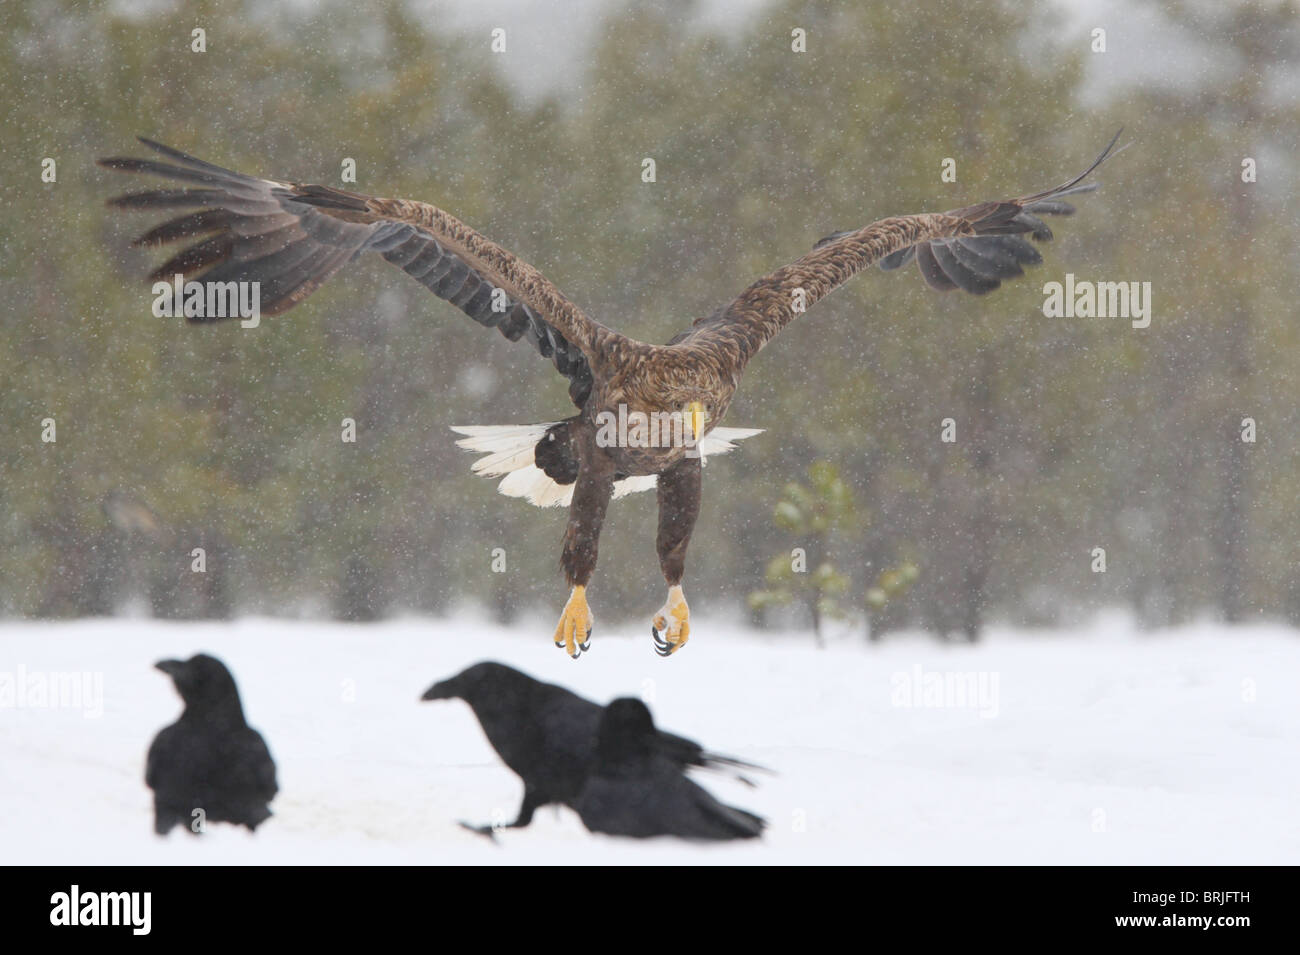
xmin=146 ymin=654 xmax=278 ymax=835
xmin=421 ymin=661 xmax=764 ymax=836
xmin=574 ymin=698 xmax=765 ymax=840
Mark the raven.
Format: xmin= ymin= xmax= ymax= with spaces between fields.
xmin=421 ymin=661 xmax=763 ymax=835
xmin=573 ymin=698 xmax=765 ymax=840
xmin=146 ymin=654 xmax=278 ymax=835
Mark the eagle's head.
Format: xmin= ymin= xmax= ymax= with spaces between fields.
xmin=656 ymin=391 xmax=715 ymax=442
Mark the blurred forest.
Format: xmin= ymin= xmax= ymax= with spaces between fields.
xmin=1 ymin=0 xmax=1297 ymax=637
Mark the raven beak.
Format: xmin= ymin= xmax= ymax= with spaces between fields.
xmin=687 ymin=401 xmax=706 ymax=441
xmin=154 ymin=659 xmax=185 ymax=677
xmin=421 ymin=679 xmax=455 ymax=701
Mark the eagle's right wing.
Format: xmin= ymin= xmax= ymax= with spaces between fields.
xmin=99 ymin=139 xmax=605 ymax=407
xmin=681 ymin=130 xmax=1125 ymax=368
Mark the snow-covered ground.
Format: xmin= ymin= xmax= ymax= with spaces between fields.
xmin=2 ymin=612 xmax=1295 ymax=864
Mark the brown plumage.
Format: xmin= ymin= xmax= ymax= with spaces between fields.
xmin=98 ymin=131 xmax=1123 ymax=657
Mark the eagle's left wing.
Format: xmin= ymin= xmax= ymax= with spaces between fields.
xmin=98 ymin=139 xmax=606 ymax=407
xmin=681 ymin=131 xmax=1125 ymax=367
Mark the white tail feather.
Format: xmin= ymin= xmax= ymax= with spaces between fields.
xmin=450 ymin=423 xmax=762 ymax=508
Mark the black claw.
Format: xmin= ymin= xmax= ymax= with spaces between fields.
xmin=554 ymin=641 xmax=565 ymax=648
xmin=458 ymin=821 xmax=500 ymax=843
xmin=652 ymin=622 xmax=682 ymax=657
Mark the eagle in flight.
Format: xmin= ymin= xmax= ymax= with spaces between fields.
xmin=100 ymin=131 xmax=1122 ymax=658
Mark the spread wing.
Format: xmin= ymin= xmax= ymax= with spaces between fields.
xmin=98 ymin=139 xmax=604 ymax=407
xmin=681 ymin=130 xmax=1125 ymax=365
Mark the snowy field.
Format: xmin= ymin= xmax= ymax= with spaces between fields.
xmin=2 ymin=612 xmax=1296 ymax=865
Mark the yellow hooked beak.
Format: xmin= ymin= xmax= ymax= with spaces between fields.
xmin=687 ymin=400 xmax=707 ymax=441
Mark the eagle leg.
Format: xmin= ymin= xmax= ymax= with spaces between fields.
xmin=553 ymin=585 xmax=594 ymax=659
xmin=651 ymin=456 xmax=701 ymax=656
xmin=652 ymin=585 xmax=691 ymax=656
xmin=556 ymin=458 xmax=613 ymax=659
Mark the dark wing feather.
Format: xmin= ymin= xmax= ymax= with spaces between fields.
xmin=916 ymin=242 xmax=959 ymax=291
xmin=877 ymin=245 xmax=916 ymax=271
xmin=682 ymin=130 xmax=1123 ymax=365
xmin=654 ymin=728 xmax=771 ymax=786
xmin=99 ymin=139 xmax=600 ymax=408
xmin=929 ymin=241 xmax=1001 ymax=294
xmin=878 ymin=130 xmax=1123 ymax=292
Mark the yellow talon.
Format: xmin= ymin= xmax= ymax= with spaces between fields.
xmin=553 ymin=585 xmax=594 ymax=658
xmin=651 ymin=585 xmax=691 ymax=656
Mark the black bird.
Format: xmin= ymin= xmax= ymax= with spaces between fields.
xmin=421 ymin=661 xmax=763 ymax=835
xmin=573 ymin=698 xmax=765 ymax=840
xmin=146 ymin=654 xmax=278 ymax=835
